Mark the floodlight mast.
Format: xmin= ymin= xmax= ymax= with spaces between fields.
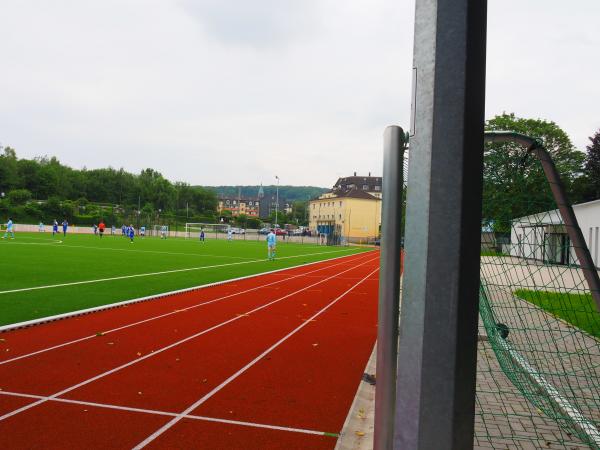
xmin=391 ymin=0 xmax=488 ymax=449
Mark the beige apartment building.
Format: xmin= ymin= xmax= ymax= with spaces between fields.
xmin=309 ymin=173 xmax=382 ymax=241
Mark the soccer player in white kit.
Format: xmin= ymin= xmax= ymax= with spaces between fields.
xmin=266 ymin=229 xmax=277 ymax=260
xmin=2 ymin=218 xmax=15 ymax=239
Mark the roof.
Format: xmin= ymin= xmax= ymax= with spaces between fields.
xmin=573 ymin=197 xmax=600 ymax=209
xmin=333 ymin=175 xmax=382 ymax=193
xmin=311 ymin=188 xmax=379 ymax=201
xmin=338 ymin=189 xmax=380 ymax=200
xmin=220 ymin=198 xmax=261 ymax=204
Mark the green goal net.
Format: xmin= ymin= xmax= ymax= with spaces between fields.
xmin=474 ymin=133 xmax=600 ymax=449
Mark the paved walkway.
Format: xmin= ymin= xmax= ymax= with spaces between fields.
xmin=335 ymin=261 xmax=599 ymax=449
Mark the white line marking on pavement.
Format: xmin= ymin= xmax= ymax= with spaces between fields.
xmin=498 ymin=338 xmax=600 ymax=446
xmin=0 ymin=390 xmax=334 ymax=437
xmin=0 ymin=256 xmax=379 ymax=423
xmin=0 ymin=248 xmax=360 ymax=295
xmin=0 ymin=252 xmax=372 ymax=365
xmin=133 ymin=266 xmax=379 ymax=449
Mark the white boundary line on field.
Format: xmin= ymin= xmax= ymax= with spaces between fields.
xmin=0 ymin=256 xmax=379 ymax=423
xmin=133 ymin=265 xmax=380 ymax=449
xmin=0 ymin=248 xmax=360 ymax=296
xmin=0 ymin=252 xmax=373 ymax=364
xmin=1 ymin=240 xmax=258 ymax=260
xmin=0 ymin=390 xmax=336 ymax=437
xmin=0 ymin=249 xmax=371 ymax=334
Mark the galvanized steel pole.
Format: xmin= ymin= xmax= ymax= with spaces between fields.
xmin=374 ymin=126 xmax=407 ymax=450
xmin=394 ymin=0 xmax=487 ymax=448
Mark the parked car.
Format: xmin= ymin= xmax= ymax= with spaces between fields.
xmin=258 ymin=227 xmax=270 ymax=235
xmin=229 ymin=227 xmax=245 ymax=234
xmin=275 ymin=228 xmax=287 ymax=236
xmin=292 ymin=229 xmax=303 ymax=236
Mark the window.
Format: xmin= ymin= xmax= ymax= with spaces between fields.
xmin=363 ymin=185 xmax=369 ymax=190
xmin=339 ymin=201 xmax=342 ymax=207
xmin=375 ymin=185 xmax=381 ymax=191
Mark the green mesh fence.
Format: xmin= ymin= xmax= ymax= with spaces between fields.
xmin=474 ymin=138 xmax=600 ymax=449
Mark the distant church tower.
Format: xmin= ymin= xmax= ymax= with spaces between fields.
xmin=257 ymin=184 xmax=266 ymax=219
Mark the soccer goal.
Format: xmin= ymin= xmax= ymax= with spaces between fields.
xmin=475 ymin=132 xmax=600 ymax=449
xmin=184 ymin=223 xmax=228 ymax=240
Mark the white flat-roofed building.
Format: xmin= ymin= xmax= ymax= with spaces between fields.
xmin=510 ymin=198 xmax=600 ymax=267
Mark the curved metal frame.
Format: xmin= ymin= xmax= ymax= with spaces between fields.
xmin=484 ymin=131 xmax=600 ymax=312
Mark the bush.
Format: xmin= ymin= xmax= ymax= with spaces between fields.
xmin=7 ymin=189 xmax=32 ymax=206
xmin=23 ymin=203 xmax=43 ymax=220
xmin=42 ymin=197 xmax=62 ymax=217
xmin=73 ymin=215 xmax=98 ymax=226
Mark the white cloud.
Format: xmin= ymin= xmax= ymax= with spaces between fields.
xmin=0 ymin=0 xmax=598 ymax=188
xmin=176 ymin=0 xmax=320 ymax=49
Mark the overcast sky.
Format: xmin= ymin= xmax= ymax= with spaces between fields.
xmin=1 ymin=1 xmax=598 ymax=187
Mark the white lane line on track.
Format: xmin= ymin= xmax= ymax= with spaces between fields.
xmin=0 ymin=248 xmax=360 ymax=295
xmin=0 ymin=391 xmax=335 ymax=437
xmin=133 ymin=265 xmax=379 ymax=449
xmin=0 ymin=252 xmax=373 ymax=365
xmin=0 ymin=256 xmax=379 ymax=423
xmin=4 ymin=240 xmax=259 ymax=260
xmin=0 ymin=250 xmax=373 ymax=333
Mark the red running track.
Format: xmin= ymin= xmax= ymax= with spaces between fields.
xmin=0 ymin=251 xmax=380 ymax=449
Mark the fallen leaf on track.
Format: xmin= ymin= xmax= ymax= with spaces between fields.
xmin=355 ymin=431 xmax=365 ymax=437
xmin=136 ymin=352 xmax=142 ymax=356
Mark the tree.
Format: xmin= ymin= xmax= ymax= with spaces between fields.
xmin=0 ymin=145 xmax=219 ymax=223
xmin=583 ymin=129 xmax=600 ymax=200
xmin=290 ymin=201 xmax=308 ymax=225
xmin=7 ymin=189 xmax=32 ymax=205
xmin=483 ymin=113 xmax=585 ymax=231
xmin=0 ymin=147 xmax=19 ymax=192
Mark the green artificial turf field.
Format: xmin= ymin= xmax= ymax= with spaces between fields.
xmin=0 ymin=232 xmax=370 ymax=327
